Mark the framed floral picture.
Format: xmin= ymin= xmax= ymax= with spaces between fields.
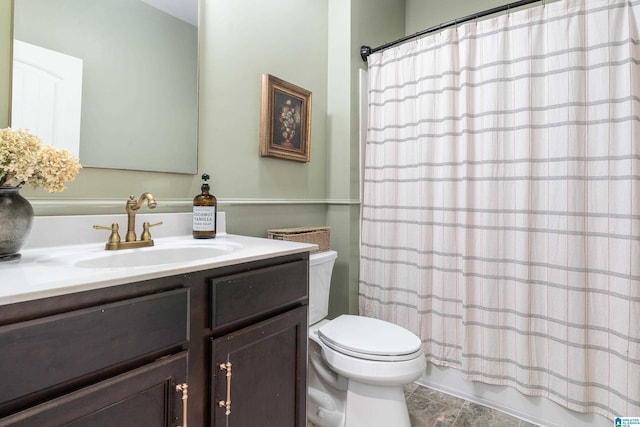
xmin=259 ymin=74 xmax=312 ymax=162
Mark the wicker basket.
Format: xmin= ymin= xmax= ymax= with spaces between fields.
xmin=267 ymin=226 xmax=330 ymax=253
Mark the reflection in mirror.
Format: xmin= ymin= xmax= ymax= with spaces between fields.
xmin=12 ymin=0 xmax=198 ymax=174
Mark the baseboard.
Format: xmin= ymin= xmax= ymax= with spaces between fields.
xmin=415 ymin=366 xmax=611 ymax=427
xmin=415 ymin=377 xmax=548 ymax=427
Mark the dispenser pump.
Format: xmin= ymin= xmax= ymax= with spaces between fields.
xmin=193 ymin=173 xmax=217 ymax=239
xmin=201 ymin=174 xmax=210 ymax=192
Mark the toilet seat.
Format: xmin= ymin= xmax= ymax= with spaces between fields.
xmin=318 ymin=315 xmax=422 ymax=362
xmin=310 ymin=320 xmax=425 ymax=387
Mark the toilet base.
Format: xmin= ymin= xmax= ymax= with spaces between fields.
xmin=307 ymin=343 xmax=347 ymax=427
xmin=308 ymin=388 xmax=345 ymax=427
xmin=308 ymin=378 xmax=411 ymax=427
xmin=344 ymin=380 xmax=411 ymax=427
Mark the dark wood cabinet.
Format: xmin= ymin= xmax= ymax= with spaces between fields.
xmin=0 ymin=251 xmax=309 ymax=427
xmin=206 ymin=259 xmax=308 ymax=427
xmin=211 ymin=306 xmax=307 ymax=427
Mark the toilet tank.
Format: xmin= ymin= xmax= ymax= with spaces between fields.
xmin=308 ymin=250 xmax=338 ymax=325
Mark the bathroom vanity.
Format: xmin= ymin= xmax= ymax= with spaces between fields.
xmin=0 ymin=224 xmax=313 ymax=427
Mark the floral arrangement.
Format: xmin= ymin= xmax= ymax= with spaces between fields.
xmin=279 ymin=99 xmax=300 ymax=146
xmin=0 ymin=128 xmax=81 ymax=192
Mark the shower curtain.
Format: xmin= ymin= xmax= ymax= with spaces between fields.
xmin=359 ymin=0 xmax=639 ymax=419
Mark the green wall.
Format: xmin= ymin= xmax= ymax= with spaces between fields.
xmin=197 ymin=0 xmax=332 ymax=242
xmin=405 ymin=0 xmax=507 ymax=33
xmin=200 ymin=0 xmax=328 ymax=203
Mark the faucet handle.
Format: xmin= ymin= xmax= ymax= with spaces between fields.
xmin=141 ymin=221 xmax=163 ymax=241
xmin=93 ymin=223 xmax=121 ymax=244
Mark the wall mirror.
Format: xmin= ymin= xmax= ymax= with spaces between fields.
xmin=11 ymin=0 xmax=198 ymax=174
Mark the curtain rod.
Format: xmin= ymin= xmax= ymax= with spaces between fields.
xmin=360 ymin=0 xmax=544 ymax=61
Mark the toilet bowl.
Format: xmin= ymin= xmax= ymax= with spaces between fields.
xmin=307 ymin=250 xmax=425 ymax=427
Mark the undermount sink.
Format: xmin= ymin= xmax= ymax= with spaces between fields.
xmin=39 ymin=241 xmax=238 ymax=269
xmin=75 ymin=245 xmax=233 ymax=268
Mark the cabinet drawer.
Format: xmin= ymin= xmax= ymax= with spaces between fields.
xmin=0 ymin=351 xmax=188 ymax=427
xmin=210 ymin=260 xmax=307 ymax=330
xmin=0 ymin=288 xmax=189 ymax=406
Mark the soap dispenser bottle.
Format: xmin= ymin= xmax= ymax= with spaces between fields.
xmin=193 ymin=173 xmax=217 ymax=239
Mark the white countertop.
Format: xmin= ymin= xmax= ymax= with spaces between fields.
xmin=0 ymin=213 xmax=316 ymax=306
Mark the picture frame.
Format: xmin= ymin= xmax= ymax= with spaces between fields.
xmin=260 ymin=74 xmax=312 ymax=162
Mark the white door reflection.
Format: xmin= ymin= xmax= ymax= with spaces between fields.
xmin=12 ymin=40 xmax=83 ymax=157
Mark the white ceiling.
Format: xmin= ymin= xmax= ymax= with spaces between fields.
xmin=140 ymin=0 xmax=198 ymax=26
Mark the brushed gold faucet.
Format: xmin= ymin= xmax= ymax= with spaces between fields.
xmin=93 ymin=193 xmax=162 ymax=250
xmin=125 ymin=192 xmax=157 ymax=241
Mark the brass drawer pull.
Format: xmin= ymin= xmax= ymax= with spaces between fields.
xmin=176 ymin=383 xmax=188 ymax=427
xmin=218 ymin=362 xmax=232 ymax=415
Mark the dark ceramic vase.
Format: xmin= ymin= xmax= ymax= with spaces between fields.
xmin=0 ymin=187 xmax=34 ymax=261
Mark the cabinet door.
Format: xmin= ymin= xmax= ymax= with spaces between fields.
xmin=211 ymin=306 xmax=307 ymax=427
xmin=0 ymin=352 xmax=189 ymax=427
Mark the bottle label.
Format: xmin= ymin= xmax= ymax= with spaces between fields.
xmin=193 ymin=206 xmax=216 ymax=231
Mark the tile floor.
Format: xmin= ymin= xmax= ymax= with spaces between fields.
xmin=404 ymin=383 xmax=537 ymax=427
xmin=307 ymin=383 xmax=538 ymax=427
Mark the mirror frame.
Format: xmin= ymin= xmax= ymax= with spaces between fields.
xmin=1 ymin=0 xmax=13 ymax=129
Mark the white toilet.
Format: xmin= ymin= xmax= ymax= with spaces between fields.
xmin=307 ymin=250 xmax=425 ymax=427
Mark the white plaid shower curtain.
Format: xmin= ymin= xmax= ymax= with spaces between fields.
xmin=359 ymin=0 xmax=640 ymax=419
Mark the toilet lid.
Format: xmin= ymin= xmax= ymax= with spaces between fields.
xmin=317 ymin=315 xmax=422 ymax=361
